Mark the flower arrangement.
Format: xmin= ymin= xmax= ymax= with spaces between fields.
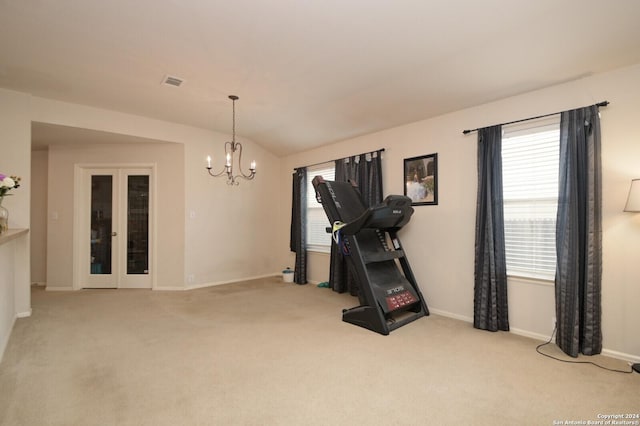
xmin=0 ymin=173 xmax=21 ymax=197
xmin=0 ymin=173 xmax=20 ymax=234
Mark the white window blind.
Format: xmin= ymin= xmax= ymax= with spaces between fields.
xmin=502 ymin=116 xmax=560 ymax=281
xmin=306 ymin=162 xmax=335 ymax=252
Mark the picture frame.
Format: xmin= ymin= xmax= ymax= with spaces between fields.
xmin=404 ymin=153 xmax=438 ymax=206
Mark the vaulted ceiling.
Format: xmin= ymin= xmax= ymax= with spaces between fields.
xmin=2 ymin=0 xmax=640 ymax=155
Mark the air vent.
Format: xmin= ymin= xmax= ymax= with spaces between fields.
xmin=162 ymin=75 xmax=185 ymax=87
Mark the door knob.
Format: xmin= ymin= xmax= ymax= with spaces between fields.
xmin=112 ymin=232 xmax=118 ymax=236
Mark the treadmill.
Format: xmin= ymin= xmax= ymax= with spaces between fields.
xmin=312 ymin=176 xmax=429 ymax=335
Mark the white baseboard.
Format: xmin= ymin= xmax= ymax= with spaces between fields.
xmin=45 ymin=286 xmax=74 ymax=291
xmin=0 ymin=316 xmax=17 ymax=364
xmin=602 ymin=348 xmax=640 ymax=364
xmin=429 ymin=308 xmax=473 ymax=324
xmin=152 ymin=286 xmax=186 ymax=291
xmin=429 ymin=307 xmax=639 ymax=364
xmin=16 ymin=309 xmax=32 ymax=318
xmin=46 ymin=274 xmax=283 ymax=292
xmin=150 ymin=273 xmax=281 ymax=291
xmin=508 ymin=327 xmax=552 ymax=342
xmin=187 ymin=273 xmax=281 ymax=290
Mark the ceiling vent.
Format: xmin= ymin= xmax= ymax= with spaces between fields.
xmin=162 ymin=75 xmax=185 ymax=87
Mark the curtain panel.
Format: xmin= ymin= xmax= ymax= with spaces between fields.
xmin=330 ymin=151 xmax=383 ymax=294
xmin=474 ymin=125 xmax=509 ymax=332
xmin=290 ymin=168 xmax=307 ymax=284
xmin=555 ymin=105 xmax=602 ymax=357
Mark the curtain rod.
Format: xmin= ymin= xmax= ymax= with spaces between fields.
xmin=462 ymin=101 xmax=609 ymax=135
xmin=294 ymin=148 xmax=385 ymax=171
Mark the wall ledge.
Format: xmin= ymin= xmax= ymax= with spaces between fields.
xmin=0 ymin=228 xmax=28 ymax=246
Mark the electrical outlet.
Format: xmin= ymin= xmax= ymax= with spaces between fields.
xmin=187 ymin=274 xmax=195 ymax=283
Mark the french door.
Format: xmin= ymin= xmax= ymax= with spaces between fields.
xmin=80 ymin=167 xmax=153 ymax=289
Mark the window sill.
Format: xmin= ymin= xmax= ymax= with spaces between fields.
xmin=507 ymin=274 xmax=554 ymax=287
xmin=306 ymin=247 xmax=331 ymax=255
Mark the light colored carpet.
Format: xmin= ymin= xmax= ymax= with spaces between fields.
xmin=1 ymin=277 xmax=638 ymax=426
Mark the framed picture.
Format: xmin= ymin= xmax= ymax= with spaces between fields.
xmin=404 ymin=153 xmax=438 ymax=205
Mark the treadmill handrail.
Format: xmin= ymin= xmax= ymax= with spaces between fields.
xmin=312 ymin=176 xmax=414 ymax=235
xmin=340 ymin=195 xmax=414 ymax=235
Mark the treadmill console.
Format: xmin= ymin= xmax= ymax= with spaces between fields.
xmin=384 ymin=285 xmax=418 ymax=311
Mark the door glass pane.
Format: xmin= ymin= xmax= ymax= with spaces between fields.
xmin=90 ymin=176 xmax=112 ymax=275
xmin=127 ymin=175 xmax=149 ymax=274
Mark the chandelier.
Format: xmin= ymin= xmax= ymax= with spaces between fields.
xmin=206 ymin=95 xmax=256 ymax=185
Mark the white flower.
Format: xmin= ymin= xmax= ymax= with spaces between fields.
xmin=1 ymin=177 xmax=15 ymax=188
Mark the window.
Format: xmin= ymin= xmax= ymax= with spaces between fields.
xmin=306 ymin=162 xmax=335 ymax=252
xmin=501 ymin=116 xmax=560 ymax=281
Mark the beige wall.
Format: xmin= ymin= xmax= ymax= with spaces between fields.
xmin=0 ymin=241 xmax=15 ymax=361
xmin=0 ymin=88 xmax=31 ymax=361
xmin=45 ymin=143 xmax=185 ymax=289
xmin=182 ymin=129 xmax=280 ymax=287
xmin=30 ymin=149 xmax=48 ymax=284
xmin=279 ymin=63 xmax=640 ymax=361
xmin=0 ymin=89 xmax=31 ymax=229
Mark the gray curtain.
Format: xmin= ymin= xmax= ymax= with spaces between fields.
xmin=290 ymin=168 xmax=307 ymax=284
xmin=330 ymin=151 xmax=383 ymax=294
xmin=474 ymin=125 xmax=509 ymax=331
xmin=555 ymin=105 xmax=602 ymax=357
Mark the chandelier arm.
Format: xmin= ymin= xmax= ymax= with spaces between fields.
xmin=233 ymin=142 xmax=256 ymax=179
xmin=234 ymin=173 xmax=256 ymax=181
xmin=207 ymin=167 xmax=228 ymax=178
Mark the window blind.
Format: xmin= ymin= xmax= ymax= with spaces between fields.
xmin=502 ymin=116 xmax=560 ymax=280
xmin=306 ymin=162 xmax=335 ymax=252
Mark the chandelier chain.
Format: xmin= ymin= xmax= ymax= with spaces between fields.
xmin=232 ymin=97 xmax=236 ymax=143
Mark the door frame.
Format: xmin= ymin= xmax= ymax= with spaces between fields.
xmin=72 ymin=163 xmax=158 ymax=290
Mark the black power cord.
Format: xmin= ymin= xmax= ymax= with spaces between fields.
xmin=536 ymin=325 xmax=635 ymax=374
